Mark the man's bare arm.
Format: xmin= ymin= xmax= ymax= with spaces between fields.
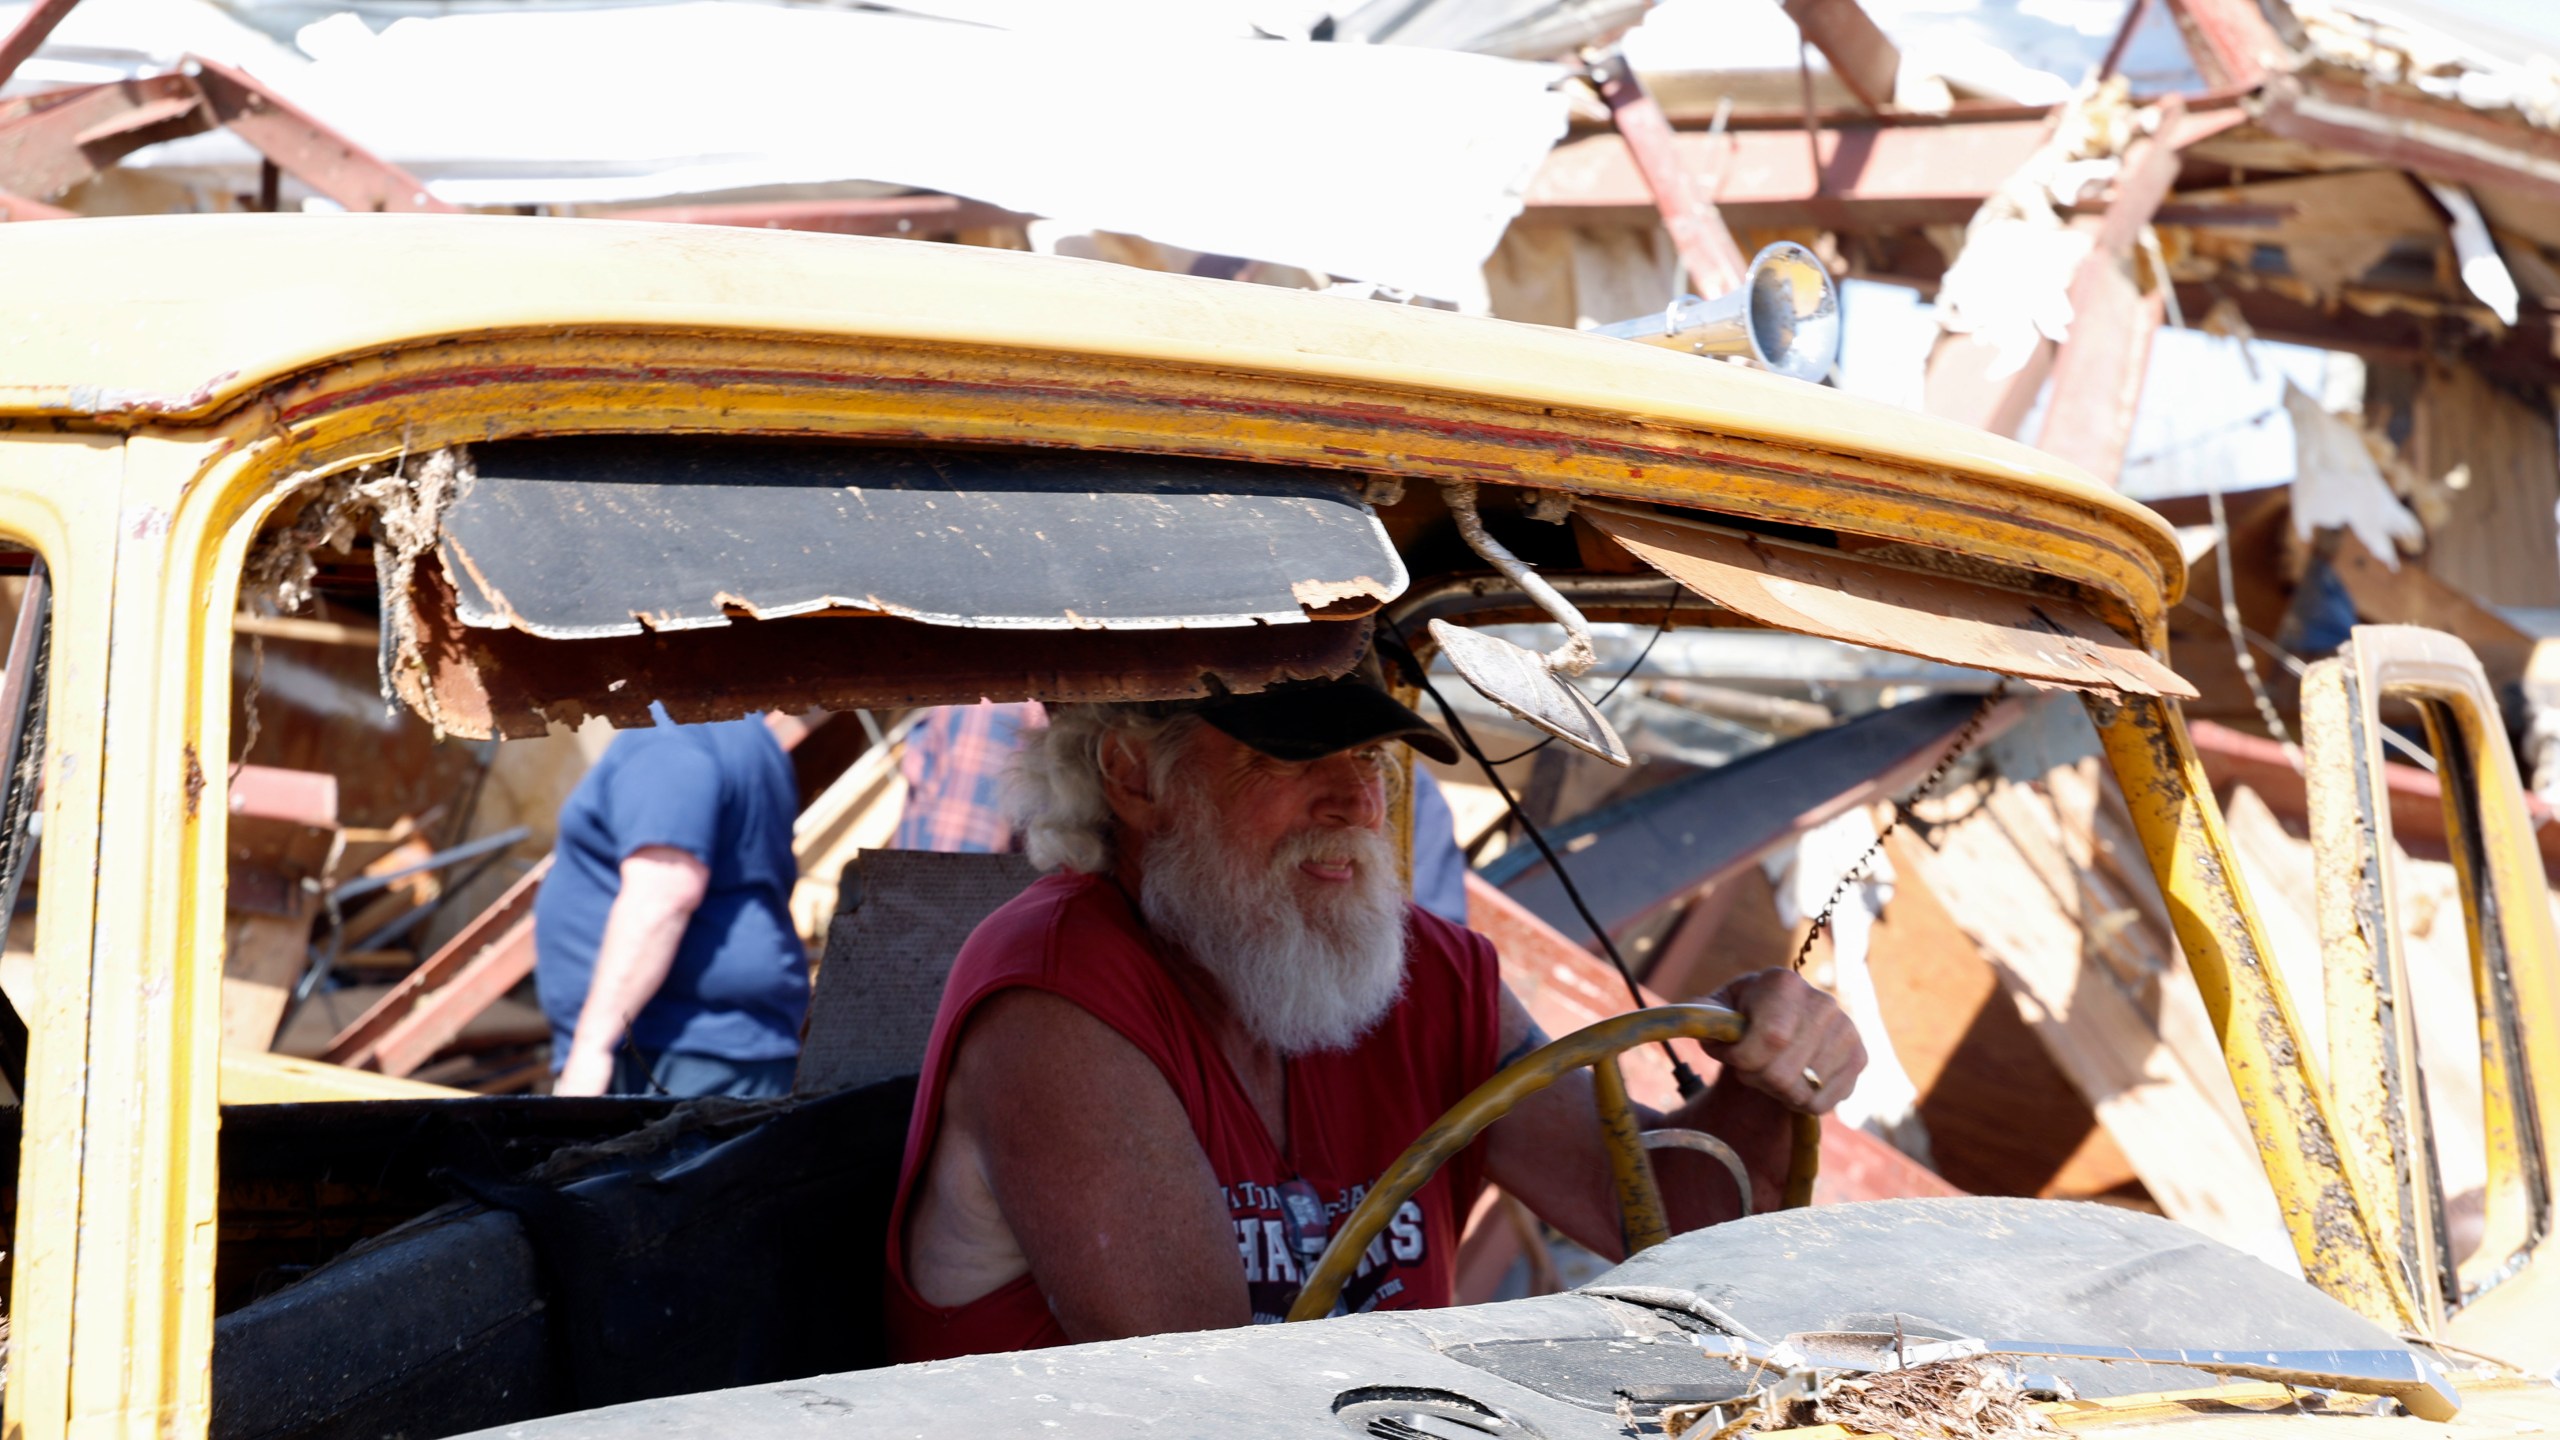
xmin=925 ymin=988 xmax=1250 ymax=1341
xmin=1481 ymin=972 xmax=1865 ymax=1261
xmin=554 ymin=845 xmax=709 ymax=1096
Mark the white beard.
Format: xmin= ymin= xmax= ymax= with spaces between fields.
xmin=1138 ymin=789 xmax=1410 ymax=1056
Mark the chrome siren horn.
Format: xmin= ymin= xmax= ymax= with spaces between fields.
xmin=1592 ymin=241 xmax=1842 ymax=383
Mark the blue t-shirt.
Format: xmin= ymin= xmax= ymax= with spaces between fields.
xmin=535 ymin=713 xmax=810 ymax=1064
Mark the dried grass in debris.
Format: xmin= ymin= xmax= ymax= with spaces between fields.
xmin=242 ymin=446 xmax=474 ymax=734
xmin=1794 ymin=1360 xmax=2057 ymax=1440
xmin=1676 ymin=1360 xmax=2058 ymax=1440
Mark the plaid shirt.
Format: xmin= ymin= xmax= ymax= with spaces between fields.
xmin=893 ymin=701 xmax=1046 ymax=853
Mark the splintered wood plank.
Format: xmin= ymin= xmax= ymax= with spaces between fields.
xmin=1870 ymin=833 xmax=2139 ymax=1201
xmin=1903 ymin=787 xmax=2296 ymax=1270
xmin=1982 ymin=779 xmax=2168 ymax=989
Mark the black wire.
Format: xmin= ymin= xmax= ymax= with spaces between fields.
xmin=1384 ymin=616 xmax=1707 ymax=1100
xmin=1474 ymin=587 xmax=1684 ymax=768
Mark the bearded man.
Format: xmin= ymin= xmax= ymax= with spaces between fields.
xmin=884 ymin=654 xmax=1866 ymax=1361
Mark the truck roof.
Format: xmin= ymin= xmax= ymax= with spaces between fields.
xmin=0 ymin=212 xmax=2182 ymax=621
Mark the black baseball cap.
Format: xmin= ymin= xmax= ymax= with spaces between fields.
xmin=1168 ymin=647 xmax=1458 ymax=765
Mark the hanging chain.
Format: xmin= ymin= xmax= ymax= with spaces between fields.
xmin=1789 ymin=680 xmax=2011 ymax=973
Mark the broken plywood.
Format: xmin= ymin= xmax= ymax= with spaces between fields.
xmin=2168 ymin=171 xmax=2441 ymax=300
xmin=2402 ymin=361 xmax=2560 ymax=609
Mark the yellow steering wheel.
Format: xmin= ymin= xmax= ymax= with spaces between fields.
xmin=1285 ymin=1004 xmax=1822 ymax=1322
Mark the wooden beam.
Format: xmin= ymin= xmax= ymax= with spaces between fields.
xmin=2167 ymin=280 xmax=2560 ymax=391
xmin=1924 ymin=327 xmax=2057 ymax=438
xmin=1870 ymin=830 xmax=2142 ymax=1200
xmin=1899 ymin=769 xmax=2297 ymax=1268
xmin=222 ymin=764 xmax=339 ymax=1051
xmin=1590 ymin=51 xmax=1748 ymax=295
xmin=1928 ymin=95 xmax=2186 ymax=451
xmin=2328 ymin=532 xmax=2536 ymax=689
xmin=232 ymin=612 xmax=379 ymax=647
xmin=2038 ymin=272 xmax=2166 ymax=480
xmin=220 ymin=1047 xmax=465 ymax=1104
xmin=1780 ymin=0 xmax=1900 ymax=114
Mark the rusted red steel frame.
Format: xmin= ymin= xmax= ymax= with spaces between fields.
xmin=2033 ymin=92 xmax=2190 ymax=482
xmin=190 ymin=56 xmax=453 ymax=213
xmin=2158 ymin=0 xmax=2280 ymax=92
xmin=1528 ymin=115 xmax=2052 ymax=233
xmin=369 ymin=914 xmax=538 ymax=1077
xmin=0 ymin=72 xmax=211 ymax=200
xmin=1926 ymin=99 xmax=2238 ymax=473
xmin=0 ymin=0 xmax=81 ymax=92
xmin=1591 ymin=50 xmax=1748 ymax=297
xmin=2096 ymin=0 xmax=2156 ymax=82
xmin=321 ymin=853 xmax=549 ymax=1070
xmin=0 ymin=54 xmax=451 ymax=213
xmin=1778 ymin=0 xmax=1900 ymax=114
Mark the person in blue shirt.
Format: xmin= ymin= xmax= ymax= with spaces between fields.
xmin=536 ymin=704 xmax=810 ymax=1097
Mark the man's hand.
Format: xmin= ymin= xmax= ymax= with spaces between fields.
xmin=554 ymin=1044 xmax=617 ymax=1098
xmin=1705 ymin=968 xmax=1867 ymax=1114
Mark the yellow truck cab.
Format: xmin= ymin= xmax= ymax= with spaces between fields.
xmin=0 ymin=214 xmax=2551 ymax=1440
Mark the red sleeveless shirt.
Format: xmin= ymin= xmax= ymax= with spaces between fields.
xmin=884 ymin=870 xmax=1502 ymax=1361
